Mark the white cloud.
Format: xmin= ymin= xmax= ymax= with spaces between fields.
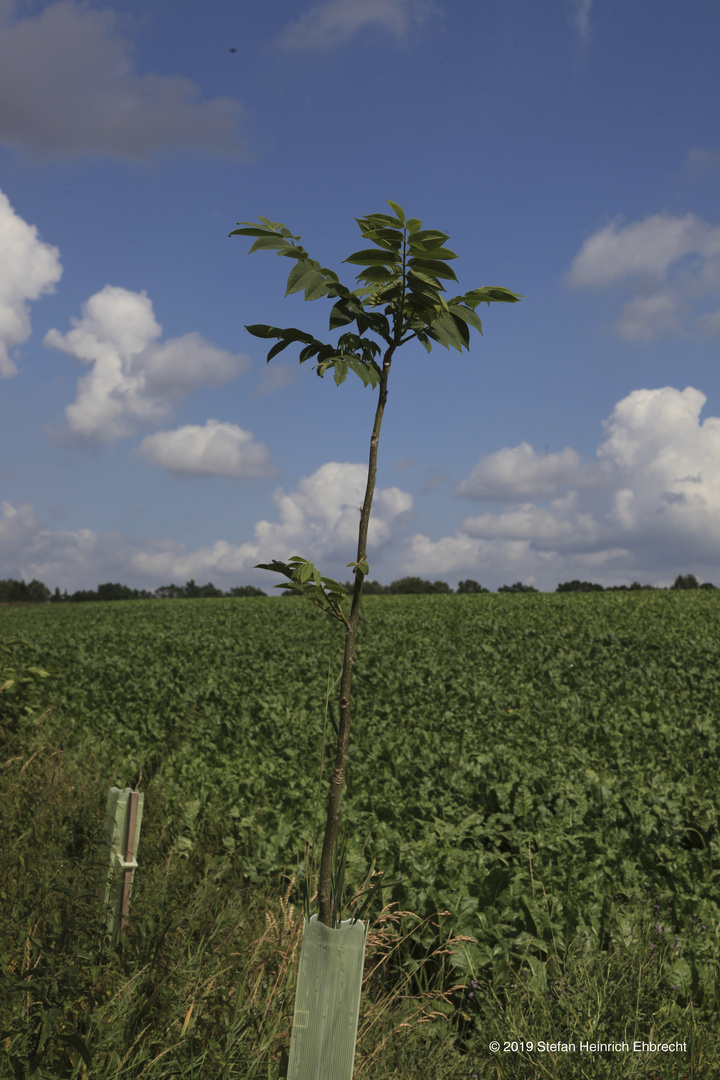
xmin=566 ymin=0 xmax=592 ymax=40
xmin=567 ymin=212 xmax=720 ymax=340
xmin=403 ymin=533 xmax=548 ymax=580
xmin=0 ymin=1 xmax=249 ymax=163
xmin=454 ymin=442 xmax=613 ymax=500
xmin=137 ymin=420 xmax=278 ymax=479
xmin=126 ymin=461 xmax=413 ymax=585
xmin=460 ymin=498 xmax=598 ymax=543
xmin=251 ymin=462 xmax=413 ymax=561
xmin=0 ymin=498 xmax=39 ymax=549
xmin=252 ymin=363 xmax=298 ymax=396
xmin=684 ymin=147 xmax=720 ymax=178
xmin=614 ymin=293 xmax=683 ymax=342
xmin=0 ymin=188 xmax=62 ymax=377
xmin=278 ymin=0 xmax=438 ymax=50
xmin=0 ymin=463 xmax=414 ymax=593
xmin=43 ymin=285 xmax=250 ymax=443
xmin=0 ymin=497 xmax=110 ymax=591
xmin=4 ymin=390 xmax=719 ymax=593
xmin=568 ymin=213 xmax=717 ymax=287
xmin=403 ymin=385 xmax=720 ymax=587
xmin=697 ymin=307 xmax=720 ymax=336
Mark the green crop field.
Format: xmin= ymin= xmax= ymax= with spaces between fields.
xmin=2 ymin=591 xmax=719 ymax=1077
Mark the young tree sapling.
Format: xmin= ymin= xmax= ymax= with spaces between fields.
xmin=230 ymin=200 xmax=524 ymax=926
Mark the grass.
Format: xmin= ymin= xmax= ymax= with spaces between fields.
xmin=2 ymin=594 xmax=719 ymax=1079
xmin=0 ymin=708 xmax=475 ymax=1079
xmin=1 ymin=705 xmax=717 ymax=1080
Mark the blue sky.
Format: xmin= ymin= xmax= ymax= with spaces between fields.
xmin=1 ymin=0 xmax=719 ymax=594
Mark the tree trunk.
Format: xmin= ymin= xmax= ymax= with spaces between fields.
xmin=317 ymin=345 xmax=394 ymax=926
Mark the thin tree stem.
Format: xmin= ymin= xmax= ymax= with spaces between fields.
xmin=317 ymin=342 xmax=395 ymax=926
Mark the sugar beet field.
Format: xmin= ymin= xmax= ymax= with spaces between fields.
xmin=2 ymin=591 xmax=720 ymax=1075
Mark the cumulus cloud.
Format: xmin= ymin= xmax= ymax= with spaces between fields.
xmin=454 ymin=443 xmax=613 ymax=500
xmin=566 ymin=0 xmax=592 ymax=39
xmin=278 ymin=0 xmax=438 ymax=50
xmin=125 ymin=463 xmax=412 ymax=586
xmin=251 ymin=462 xmax=413 ymax=560
xmin=0 ymin=188 xmax=62 ymax=377
xmin=0 ymin=498 xmax=39 ymax=551
xmin=567 ymin=212 xmax=720 ymax=340
xmin=0 ymin=463 xmax=414 ymax=593
xmin=0 ymin=0 xmax=250 ymax=163
xmin=567 ymin=213 xmax=716 ymax=287
xmin=43 ymin=285 xmax=250 ymax=443
xmin=402 ymin=385 xmax=720 ymax=587
xmin=0 ymin=497 xmax=112 ymax=592
xmin=4 ymin=389 xmax=719 ymax=594
xmin=614 ymin=294 xmax=683 ymax=342
xmin=137 ymin=420 xmax=278 ymax=479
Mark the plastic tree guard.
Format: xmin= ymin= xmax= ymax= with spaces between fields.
xmin=287 ymin=914 xmax=367 ymax=1080
xmin=102 ymin=786 xmax=144 ymax=945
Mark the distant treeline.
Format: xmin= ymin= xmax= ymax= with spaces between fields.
xmin=0 ymin=579 xmax=266 ymax=604
xmin=0 ymin=573 xmax=716 ymax=605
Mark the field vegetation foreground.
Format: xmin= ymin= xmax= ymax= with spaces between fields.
xmin=1 ymin=591 xmax=719 ymax=1078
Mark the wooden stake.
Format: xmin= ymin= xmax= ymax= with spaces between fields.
xmin=120 ymin=790 xmax=139 ymax=938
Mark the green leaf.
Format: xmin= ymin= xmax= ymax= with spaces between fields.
xmin=278 ymin=247 xmax=309 ymax=262
xmin=334 ymin=360 xmax=349 ymax=386
xmin=303 ymin=272 xmax=331 ymax=301
xmin=353 ymin=264 xmax=399 ymax=282
xmin=386 ymin=199 xmax=405 ymax=222
xmin=320 ymin=576 xmax=346 ymax=595
xmin=246 ymin=324 xmax=312 ymax=345
xmin=298 ymin=342 xmax=321 ymax=362
xmin=329 ymin=299 xmax=358 ymax=330
xmin=448 ymin=303 xmax=483 ymax=334
xmin=408 ymin=243 xmax=458 ymax=261
xmin=347 ymin=559 xmax=369 ymax=575
xmin=230 ymin=220 xmax=301 ymax=241
xmin=229 ymin=226 xmax=274 ymax=238
xmin=407 ymin=257 xmax=459 ymax=282
xmin=357 ymin=214 xmax=405 ymax=231
xmin=408 ymin=228 xmax=448 ymax=244
xmin=361 ymin=311 xmax=391 ymax=340
xmin=247 ymin=235 xmax=295 ymax=253
xmin=348 ymin=360 xmax=379 ymax=389
xmin=358 ymin=225 xmax=404 ymax=244
xmin=299 ymin=561 xmax=314 ymax=584
xmin=245 ymin=323 xmax=278 ymax=339
xmin=450 ymin=312 xmax=471 ymax=348
xmin=406 ymin=267 xmax=444 ymax=291
xmin=245 ymin=324 xmax=330 ymax=366
xmin=58 ymin=1034 xmax=92 ymax=1069
xmin=406 ymin=270 xmax=443 ymax=303
xmin=428 ymin=311 xmax=466 ymax=351
xmin=255 ymin=559 xmax=294 ymax=579
xmin=285 ymin=261 xmax=315 ymax=295
xmin=343 ymin=249 xmax=402 ymax=266
xmin=266 ymin=338 xmax=294 ymax=361
xmin=463 ymin=286 xmax=527 ymax=306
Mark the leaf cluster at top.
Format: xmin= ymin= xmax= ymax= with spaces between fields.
xmin=229 ymin=200 xmax=525 ymax=388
